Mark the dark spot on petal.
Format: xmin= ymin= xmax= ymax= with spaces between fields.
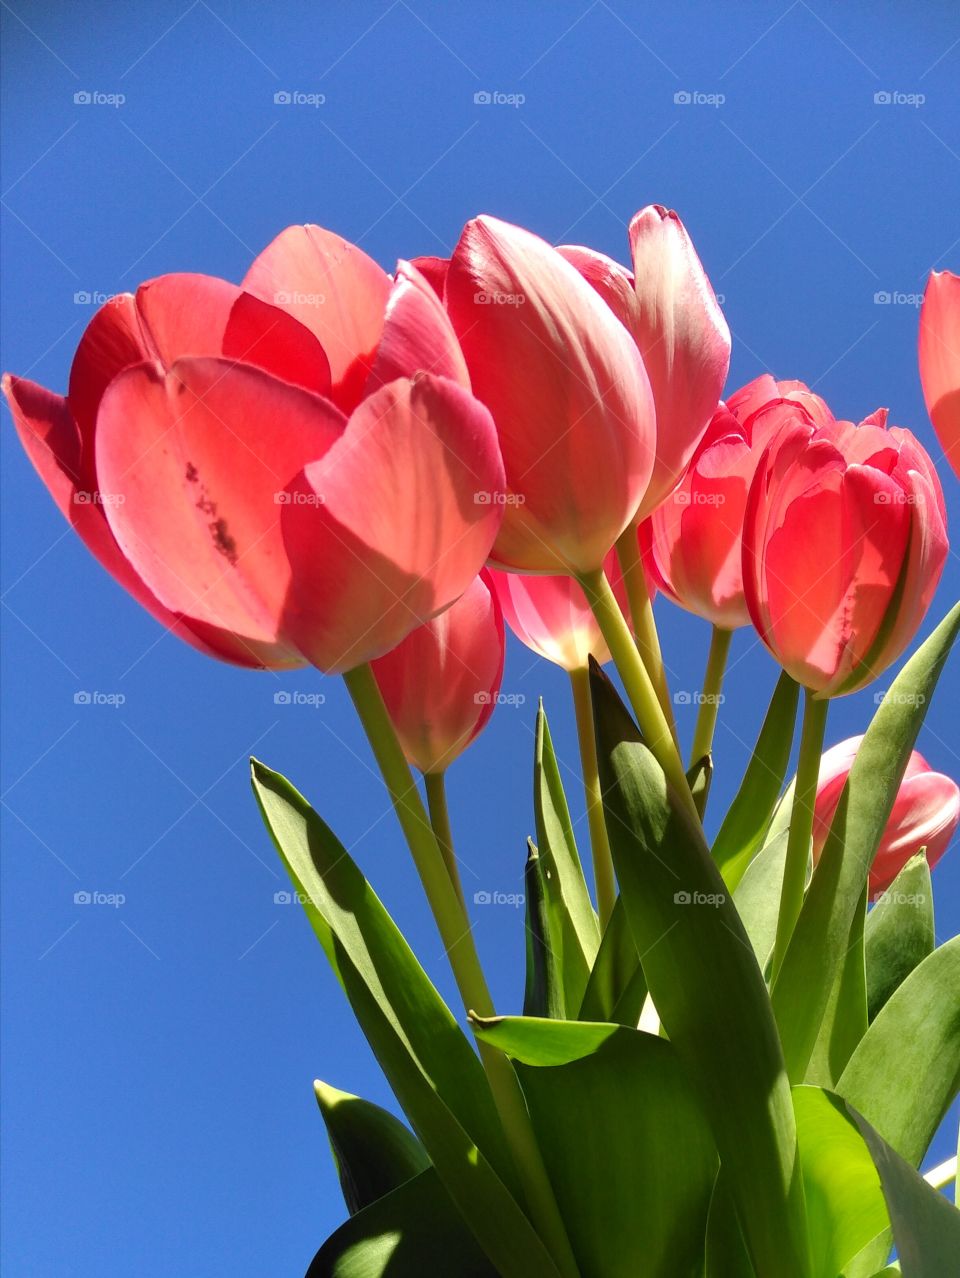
xmin=185 ymin=462 xmax=199 ymax=483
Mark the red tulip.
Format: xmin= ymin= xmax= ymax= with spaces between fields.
xmin=813 ymin=735 xmax=959 ymax=896
xmin=488 ymin=548 xmax=635 ymax=672
xmin=742 ymin=398 xmax=948 ymax=696
xmin=371 ymin=571 xmax=505 ymax=773
xmin=644 ymin=377 xmax=829 ymax=629
xmin=919 ymin=269 xmax=960 ymax=478
xmin=445 ymin=215 xmax=656 ymax=574
xmin=559 ymin=205 xmax=731 ymax=520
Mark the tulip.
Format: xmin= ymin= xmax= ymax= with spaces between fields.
xmin=742 ymin=399 xmax=948 ymax=698
xmin=444 ymin=215 xmax=656 ymax=574
xmin=919 ymin=269 xmax=960 ymax=479
xmin=370 ymin=571 xmax=504 ymax=776
xmin=644 ymin=377 xmax=831 ymax=631
xmin=813 ymin=736 xmax=959 ymax=896
xmin=488 ymin=549 xmax=634 ymax=673
xmin=559 ymin=205 xmax=731 ymax=521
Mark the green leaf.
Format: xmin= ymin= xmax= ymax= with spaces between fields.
xmin=865 ymin=854 xmax=935 ymax=1021
xmin=846 ymin=1102 xmax=960 ymax=1278
xmin=772 ymin=603 xmax=960 ymax=1082
xmin=732 ymin=827 xmax=790 ymax=973
xmin=533 ymin=703 xmax=601 ymax=1015
xmin=522 ymin=841 xmax=563 ymax=1019
xmin=838 ymin=937 xmax=960 ymax=1168
xmin=306 ymin=1168 xmax=497 ymax=1277
xmin=806 ymin=887 xmax=868 ymax=1088
xmin=251 ymin=759 xmax=563 ymax=1278
xmin=792 ymin=1086 xmax=889 ymax=1277
xmin=688 ymin=753 xmax=713 ymax=818
xmin=577 ymin=895 xmax=647 ymax=1026
xmin=313 ymin=1081 xmax=429 ymax=1216
xmin=704 ymin=1172 xmax=755 ymax=1278
xmin=474 ymin=1017 xmax=717 ymax=1278
xmin=589 ymin=662 xmax=811 ymax=1278
xmin=711 ymin=672 xmax=799 ymax=891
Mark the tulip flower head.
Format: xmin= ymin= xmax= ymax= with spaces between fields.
xmin=919 ymin=268 xmax=960 ymax=479
xmin=813 ymin=735 xmax=960 ymax=896
xmin=371 ymin=571 xmax=505 ymax=774
xmin=742 ymin=397 xmax=948 ymax=697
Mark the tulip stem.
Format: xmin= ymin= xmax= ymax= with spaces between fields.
xmin=689 ymin=626 xmax=733 ymax=771
xmin=342 ymin=664 xmax=579 ymax=1278
xmin=424 ymin=770 xmax=466 ymax=910
xmin=577 ymin=567 xmax=700 ymax=826
xmin=771 ymin=688 xmax=829 ymax=981
xmin=615 ymin=528 xmax=679 ymax=746
xmin=569 ymin=665 xmax=616 ymax=928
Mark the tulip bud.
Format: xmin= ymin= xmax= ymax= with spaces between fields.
xmin=445 ymin=215 xmax=656 ymax=574
xmin=645 ymin=377 xmax=829 ymax=629
xmin=813 ymin=736 xmax=960 ymax=896
xmin=919 ymin=269 xmax=960 ymax=478
xmin=742 ymin=399 xmax=948 ymax=697
xmin=371 ymin=572 xmax=505 ymax=774
xmin=488 ymin=549 xmax=635 ymax=672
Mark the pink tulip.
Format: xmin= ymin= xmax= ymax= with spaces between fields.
xmin=5 ymin=254 xmax=504 ymax=673
xmin=559 ymin=205 xmax=731 ymax=520
xmin=742 ymin=398 xmax=948 ymax=697
xmin=919 ymin=269 xmax=960 ymax=478
xmin=813 ymin=735 xmax=959 ymax=895
xmin=488 ymin=548 xmax=635 ymax=672
xmin=371 ymin=571 xmax=505 ymax=774
xmin=444 ymin=215 xmax=656 ymax=574
xmin=644 ymin=377 xmax=830 ymax=629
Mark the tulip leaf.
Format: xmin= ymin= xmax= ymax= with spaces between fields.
xmin=314 ymin=1081 xmax=430 ymax=1216
xmin=864 ymin=854 xmax=935 ymax=1021
xmin=772 ymin=603 xmax=960 ymax=1082
xmin=711 ymin=671 xmax=799 ymax=890
xmin=577 ymin=895 xmax=648 ymax=1026
xmin=522 ymin=841 xmax=563 ymax=1019
xmin=704 ymin=1172 xmax=755 ymax=1278
xmin=792 ymin=1085 xmax=890 ymax=1277
xmin=589 ymin=662 xmax=811 ymax=1278
xmin=732 ymin=827 xmax=790 ymax=974
xmin=251 ymin=759 xmax=564 ymax=1278
xmin=837 ymin=936 xmax=960 ymax=1168
xmin=533 ymin=703 xmax=601 ymax=1015
xmin=806 ymin=886 xmax=868 ymax=1088
xmin=474 ymin=1016 xmax=717 ymax=1278
xmin=306 ymin=1167 xmax=497 ymax=1277
xmin=846 ymin=1102 xmax=960 ymax=1278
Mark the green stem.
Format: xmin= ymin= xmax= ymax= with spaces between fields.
xmin=576 ymin=567 xmax=700 ymax=827
xmin=689 ymin=626 xmax=733 ymax=769
xmin=615 ymin=528 xmax=679 ymax=746
xmin=569 ymin=665 xmax=616 ymax=928
xmin=342 ymin=664 xmax=579 ymax=1278
xmin=923 ymin=1154 xmax=957 ymax=1191
xmin=424 ymin=770 xmax=466 ymax=910
xmin=771 ymin=688 xmax=829 ymax=981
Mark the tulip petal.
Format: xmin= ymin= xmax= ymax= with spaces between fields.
xmin=68 ymin=293 xmax=146 ymax=459
xmin=408 ymin=255 xmax=449 ymax=299
xmin=366 ymin=261 xmax=469 ymax=394
xmin=919 ymin=269 xmax=960 ymax=478
xmin=280 ymin=374 xmax=504 ymax=673
xmin=95 ymin=357 xmax=344 ymax=653
xmin=243 ymin=224 xmax=391 ymax=412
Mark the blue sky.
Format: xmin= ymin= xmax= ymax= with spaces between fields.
xmin=2 ymin=2 xmax=959 ymax=1273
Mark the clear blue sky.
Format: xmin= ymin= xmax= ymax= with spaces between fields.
xmin=2 ymin=2 xmax=959 ymax=1273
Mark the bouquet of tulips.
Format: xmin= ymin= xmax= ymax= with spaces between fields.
xmin=6 ymin=208 xmax=960 ymax=1278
